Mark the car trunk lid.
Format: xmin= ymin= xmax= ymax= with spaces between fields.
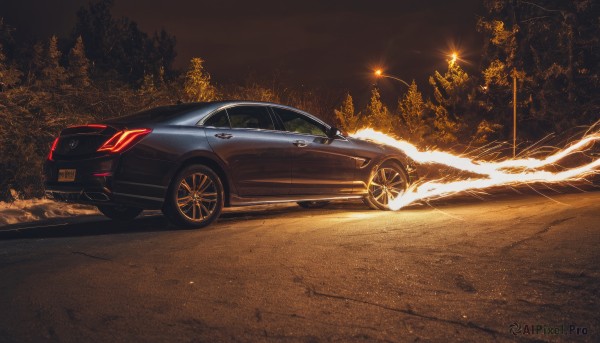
xmin=53 ymin=125 xmax=120 ymax=160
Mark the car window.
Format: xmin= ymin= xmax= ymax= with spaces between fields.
xmin=227 ymin=106 xmax=274 ymax=130
xmin=106 ymin=103 xmax=208 ymax=124
xmin=203 ymin=110 xmax=230 ymax=128
xmin=272 ymin=108 xmax=328 ymax=137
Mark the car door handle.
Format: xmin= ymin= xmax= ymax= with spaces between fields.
xmin=293 ymin=140 xmax=307 ymax=147
xmin=215 ymin=133 xmax=233 ymax=139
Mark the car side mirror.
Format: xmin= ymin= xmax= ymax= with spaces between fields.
xmin=327 ymin=127 xmax=341 ymax=138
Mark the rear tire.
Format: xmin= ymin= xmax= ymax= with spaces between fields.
xmin=97 ymin=205 xmax=143 ymax=221
xmin=162 ymin=164 xmax=224 ymax=229
xmin=297 ymin=201 xmax=330 ymax=209
xmin=363 ymin=161 xmax=409 ymax=211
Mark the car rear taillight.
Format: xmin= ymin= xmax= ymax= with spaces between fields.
xmin=97 ymin=128 xmax=152 ymax=153
xmin=48 ymin=137 xmax=59 ymax=161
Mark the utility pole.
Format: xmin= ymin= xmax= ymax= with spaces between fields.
xmin=512 ymin=68 xmax=517 ymax=158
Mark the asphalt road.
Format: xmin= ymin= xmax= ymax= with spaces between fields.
xmin=0 ymin=191 xmax=599 ymax=342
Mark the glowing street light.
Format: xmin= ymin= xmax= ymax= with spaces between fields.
xmin=374 ymin=69 xmax=410 ymax=88
xmin=449 ymin=52 xmax=458 ymax=67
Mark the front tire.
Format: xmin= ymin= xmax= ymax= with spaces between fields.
xmin=363 ymin=161 xmax=409 ymax=210
xmin=162 ymin=164 xmax=224 ymax=229
xmin=97 ymin=205 xmax=143 ymax=221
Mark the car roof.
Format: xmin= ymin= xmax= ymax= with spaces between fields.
xmin=105 ymin=100 xmax=328 ymax=127
xmin=206 ymin=101 xmax=330 ymax=128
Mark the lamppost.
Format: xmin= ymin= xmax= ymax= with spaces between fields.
xmin=512 ymin=68 xmax=517 ymax=157
xmin=374 ymin=69 xmax=410 ymax=88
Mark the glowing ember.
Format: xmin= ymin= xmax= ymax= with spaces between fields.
xmin=351 ymin=128 xmax=600 ymax=210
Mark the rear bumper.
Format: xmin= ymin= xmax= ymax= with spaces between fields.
xmin=44 ymin=155 xmax=113 ymax=203
xmin=44 ymin=156 xmax=164 ymax=209
xmin=45 ymin=184 xmax=164 ymax=210
xmin=46 ymin=189 xmax=111 ymax=205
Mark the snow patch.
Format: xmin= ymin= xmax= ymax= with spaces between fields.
xmin=0 ymin=199 xmax=98 ymax=226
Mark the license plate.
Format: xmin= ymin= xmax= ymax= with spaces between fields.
xmin=58 ymin=169 xmax=76 ymax=182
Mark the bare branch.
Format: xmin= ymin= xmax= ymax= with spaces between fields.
xmin=521 ymin=16 xmax=552 ymax=23
xmin=519 ymin=0 xmax=561 ymax=13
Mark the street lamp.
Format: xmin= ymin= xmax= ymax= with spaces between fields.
xmin=374 ymin=69 xmax=410 ymax=88
xmin=450 ymin=52 xmax=458 ymax=67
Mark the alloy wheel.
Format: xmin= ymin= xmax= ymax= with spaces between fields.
xmin=368 ymin=166 xmax=407 ymax=207
xmin=176 ymin=172 xmax=218 ymax=222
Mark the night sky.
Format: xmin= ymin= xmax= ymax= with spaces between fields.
xmin=1 ymin=0 xmax=485 ymax=101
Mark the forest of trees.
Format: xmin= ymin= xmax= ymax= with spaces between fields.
xmin=335 ymin=0 xmax=599 ymax=147
xmin=0 ymin=0 xmax=598 ymax=200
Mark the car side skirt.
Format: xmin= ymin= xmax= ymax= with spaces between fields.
xmin=229 ymin=193 xmax=367 ymax=207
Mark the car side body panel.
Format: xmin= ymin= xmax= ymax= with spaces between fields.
xmin=288 ymin=135 xmax=357 ymax=195
xmin=204 ymin=127 xmax=293 ymax=197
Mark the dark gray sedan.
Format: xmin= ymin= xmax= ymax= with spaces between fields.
xmin=44 ymin=101 xmax=418 ymax=228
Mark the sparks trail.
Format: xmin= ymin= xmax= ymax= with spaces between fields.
xmin=351 ymin=128 xmax=600 ymax=210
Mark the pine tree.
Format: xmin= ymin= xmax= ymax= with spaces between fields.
xmin=477 ymin=13 xmax=520 ymax=138
xmin=0 ymin=19 xmax=20 ymax=90
xmin=397 ymin=80 xmax=427 ymax=142
xmin=334 ymin=93 xmax=359 ymax=132
xmin=427 ymin=59 xmax=470 ymax=144
xmin=472 ymin=119 xmax=503 ymax=145
xmin=40 ymin=35 xmax=67 ymax=89
xmin=478 ymin=0 xmax=600 ymax=139
xmin=183 ymin=57 xmax=216 ymax=102
xmin=364 ymin=87 xmax=394 ymax=132
xmin=431 ymin=59 xmax=470 ymax=119
xmin=139 ymin=73 xmax=156 ymax=95
xmin=152 ymin=29 xmax=176 ymax=80
xmin=482 ymin=59 xmax=510 ymax=88
xmin=0 ymin=18 xmax=16 ymax=51
xmin=27 ymin=42 xmax=44 ymax=86
xmin=157 ymin=66 xmax=165 ymax=87
xmin=0 ymin=44 xmax=21 ymax=90
xmin=68 ymin=36 xmax=91 ymax=88
xmin=427 ymin=97 xmax=460 ymax=145
xmin=73 ymin=0 xmax=177 ymax=84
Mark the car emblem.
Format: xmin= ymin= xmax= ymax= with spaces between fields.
xmin=69 ymin=139 xmax=79 ymax=150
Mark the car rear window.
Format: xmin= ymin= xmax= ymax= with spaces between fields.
xmin=203 ymin=110 xmax=230 ymax=128
xmin=105 ymin=103 xmax=207 ymax=124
